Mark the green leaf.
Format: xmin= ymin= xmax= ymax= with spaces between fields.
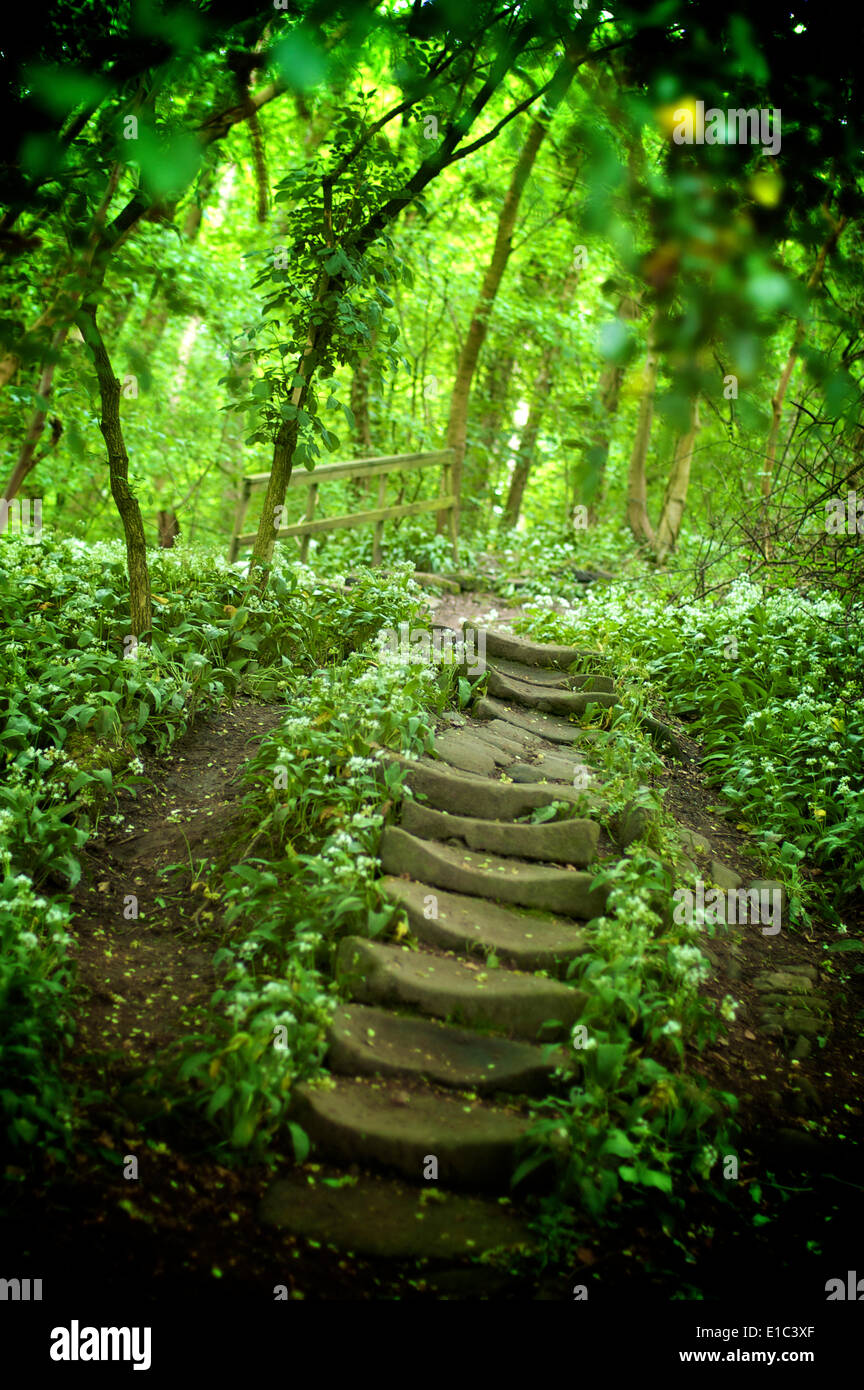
xmin=288 ymin=1121 xmax=310 ymax=1164
xmin=273 ymin=32 xmax=327 ymax=92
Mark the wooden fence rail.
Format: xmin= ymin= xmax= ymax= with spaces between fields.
xmin=227 ymin=450 xmax=458 ymax=564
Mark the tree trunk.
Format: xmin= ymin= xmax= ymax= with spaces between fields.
xmin=500 ymin=382 xmax=548 ymax=532
xmin=2 ymin=327 xmax=67 ymax=500
xmin=157 ymin=510 xmax=180 ymax=548
xmin=585 ymin=293 xmax=641 ymax=522
xmin=760 ymin=213 xmax=847 ymax=505
xmin=655 ymin=394 xmax=701 ymax=559
xmin=626 ymin=316 xmax=660 ymax=545
xmin=350 ymin=356 xmax=374 ymax=456
xmin=467 ymin=349 xmax=515 ymax=520
xmin=75 ymin=305 xmax=152 ymax=638
xmin=443 ymin=59 xmax=577 ymax=531
xmin=248 ymin=271 xmax=334 ymax=579
xmin=500 ymin=267 xmax=580 ymax=531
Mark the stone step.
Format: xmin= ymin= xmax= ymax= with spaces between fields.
xmin=475 ymin=700 xmax=583 ymax=745
xmin=486 ymin=658 xmax=574 ymax=688
xmin=259 ymin=1170 xmax=538 ymax=1259
xmin=380 ymin=825 xmax=608 ymax=920
xmin=444 ymin=728 xmax=513 ymax=767
xmin=432 ymin=729 xmax=497 ymax=776
xmin=486 ymin=666 xmax=619 ymax=717
xmin=474 ymin=695 xmax=597 ymax=745
xmin=376 ymin=750 xmax=603 ymax=818
xmin=336 ymin=935 xmax=586 ymax=1039
xmin=524 ymin=750 xmax=594 ymax=782
xmin=484 ymin=718 xmax=540 ymax=746
xmin=486 ymin=656 xmax=615 ymax=692
xmin=290 ymin=1076 xmax=533 ymax=1190
xmin=328 ymin=1004 xmax=566 ymax=1093
xmin=465 ymin=724 xmax=527 ymax=758
xmin=400 ymin=799 xmax=600 ymax=866
xmin=380 ymin=876 xmax=589 ymax=974
xmin=509 ymin=763 xmax=554 ymax=784
xmin=463 ymin=622 xmax=603 ymax=671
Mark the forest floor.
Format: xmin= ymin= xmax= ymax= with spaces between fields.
xmin=6 ymin=587 xmax=864 ymax=1303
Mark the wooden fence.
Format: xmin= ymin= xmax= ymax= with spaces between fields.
xmin=227 ymin=449 xmax=458 ymax=564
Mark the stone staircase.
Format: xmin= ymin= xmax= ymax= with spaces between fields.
xmin=260 ymin=625 xmax=658 ymax=1262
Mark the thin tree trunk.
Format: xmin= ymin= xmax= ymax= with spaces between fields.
xmin=655 ymin=395 xmax=701 ymax=559
xmin=500 ymin=267 xmax=580 ymax=530
xmin=760 ymin=213 xmax=847 ymax=505
xmin=248 ymin=272 xmax=334 ymax=578
xmin=467 ymin=348 xmax=515 ymax=520
xmin=443 ymin=58 xmax=577 ymax=532
xmin=350 ymin=357 xmax=374 ymax=456
xmin=2 ymin=327 xmax=68 ymax=500
xmin=585 ymin=293 xmax=641 ymax=523
xmin=499 ymin=379 xmax=548 ymax=532
xmin=157 ymin=510 xmax=180 ymax=547
xmin=626 ymin=315 xmax=660 ymax=545
xmin=75 ymin=304 xmax=152 ymax=638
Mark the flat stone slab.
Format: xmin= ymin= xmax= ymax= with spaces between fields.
xmin=415 ymin=571 xmax=462 ymax=593
xmin=486 ymin=658 xmax=574 ymax=688
xmin=380 ymin=826 xmax=608 ymax=920
xmin=506 ymin=764 xmax=600 ymax=791
xmin=380 ymin=876 xmax=589 ymax=974
xmin=464 ymin=623 xmax=603 ymax=671
xmin=446 ymin=729 xmax=512 ymax=766
xmin=754 ymin=971 xmax=814 ymax=993
xmin=474 ymin=696 xmax=584 ymax=744
xmin=433 ymin=730 xmax=497 ymax=776
xmin=531 ymin=750 xmax=595 ymax=782
xmin=509 ymin=764 xmax=550 ymax=783
xmin=487 ymin=657 xmax=614 ymax=694
xmin=336 ymin=935 xmax=587 ymax=1039
xmin=466 ymin=725 xmax=527 ymax=758
xmin=400 ymin=800 xmax=600 ymax=867
xmin=485 ymin=718 xmax=539 ymax=746
xmin=486 ymin=667 xmax=618 ymax=717
xmin=679 ymin=827 xmax=713 ymax=857
xmin=328 ymin=1004 xmax=566 ymax=1093
xmin=260 ymin=1171 xmax=537 ymax=1259
xmin=291 ymin=1076 xmax=532 ymax=1188
xmin=710 ymin=859 xmax=742 ymax=891
xmin=377 ymin=751 xmax=601 ymax=818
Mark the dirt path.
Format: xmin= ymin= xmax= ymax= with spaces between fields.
xmin=68 ymin=699 xmax=283 ymax=1074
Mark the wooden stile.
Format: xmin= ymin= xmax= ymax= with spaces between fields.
xmin=228 ymin=450 xmax=459 ymax=563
